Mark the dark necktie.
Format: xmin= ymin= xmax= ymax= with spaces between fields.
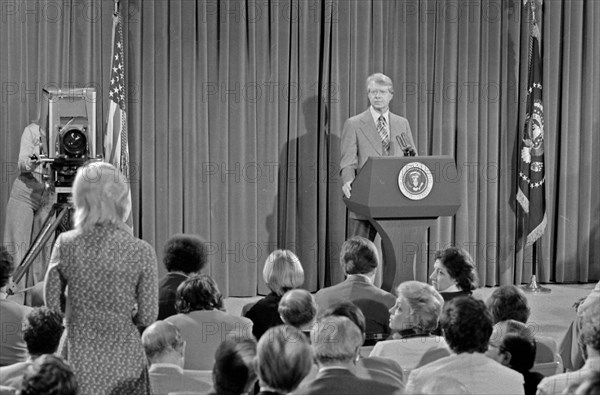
xmin=377 ymin=115 xmax=390 ymax=153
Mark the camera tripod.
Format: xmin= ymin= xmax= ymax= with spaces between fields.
xmin=7 ymin=200 xmax=72 ymax=297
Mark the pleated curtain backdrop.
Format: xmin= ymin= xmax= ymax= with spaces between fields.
xmin=1 ymin=0 xmax=598 ymax=296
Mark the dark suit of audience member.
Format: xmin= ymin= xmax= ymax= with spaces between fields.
xmin=0 ymin=307 xmax=63 ymax=392
xmin=255 ymin=326 xmax=313 ymax=395
xmin=315 ymin=237 xmax=395 ymax=342
xmin=299 ymin=316 xmax=402 ymax=395
xmin=142 ymin=321 xmax=212 ymax=395
xmin=340 ymin=73 xmax=416 ymax=241
xmin=245 ymin=249 xmax=304 ymax=339
xmin=165 ymin=275 xmax=253 ymax=370
xmin=406 ymin=297 xmax=524 ymax=395
xmin=210 ymin=337 xmax=257 ymax=395
xmin=158 ymin=234 xmax=208 ymax=320
xmin=0 ymin=247 xmax=32 ymax=367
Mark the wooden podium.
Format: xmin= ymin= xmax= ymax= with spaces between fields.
xmin=344 ymin=156 xmax=461 ymax=292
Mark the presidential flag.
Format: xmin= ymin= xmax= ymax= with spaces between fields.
xmin=517 ymin=0 xmax=546 ymax=246
xmin=104 ymin=10 xmax=133 ymax=226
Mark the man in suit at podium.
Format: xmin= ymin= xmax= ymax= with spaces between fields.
xmin=340 ymin=73 xmax=417 ymax=240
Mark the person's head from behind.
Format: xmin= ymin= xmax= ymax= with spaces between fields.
xmin=175 ymin=274 xmax=223 ymax=314
xmin=142 ymin=321 xmax=185 ymax=367
xmin=256 ymin=326 xmax=313 ymax=394
xmin=263 ymin=250 xmax=304 ymax=297
xmin=440 ymin=296 xmax=493 ymax=354
xmin=430 ymin=247 xmax=478 ymax=293
xmin=72 ymin=161 xmax=130 ymax=230
xmin=486 ymin=319 xmax=534 ymax=363
xmin=320 ymin=301 xmax=367 ymax=337
xmin=366 ymin=73 xmax=394 ymax=113
xmin=0 ymin=246 xmax=14 ymax=290
xmin=278 ymin=289 xmax=317 ymax=330
xmin=163 ymin=234 xmax=208 ymax=275
xmin=213 ymin=338 xmax=257 ymax=395
xmin=340 ymin=236 xmax=379 ymax=276
xmin=23 ymin=307 xmax=64 ymax=359
xmin=311 ymin=316 xmax=363 ymax=365
xmin=578 ymin=301 xmax=600 ymax=358
xmin=486 ymin=285 xmax=530 ymax=324
xmin=389 ymin=281 xmax=444 ymax=334
xmin=496 ymin=333 xmax=537 ymax=373
xmin=20 ymin=354 xmax=77 ymax=395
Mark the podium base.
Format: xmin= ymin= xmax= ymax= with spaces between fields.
xmin=521 ymin=275 xmax=551 ymax=293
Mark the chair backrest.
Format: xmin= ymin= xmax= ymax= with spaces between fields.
xmin=241 ymin=302 xmax=256 ymax=316
xmin=536 ymin=336 xmax=559 ymax=363
xmin=186 ymin=370 xmax=213 ymax=386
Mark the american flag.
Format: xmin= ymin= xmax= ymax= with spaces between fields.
xmin=517 ymin=0 xmax=546 ymax=246
xmin=105 ymin=10 xmax=133 ymax=226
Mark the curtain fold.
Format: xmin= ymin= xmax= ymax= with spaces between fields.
xmin=1 ymin=0 xmax=598 ymax=297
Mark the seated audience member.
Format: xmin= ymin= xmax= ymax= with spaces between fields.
xmin=19 ymin=354 xmax=77 ymax=395
xmin=301 ymin=316 xmax=402 ymax=395
xmin=141 ymin=321 xmax=212 ymax=394
xmin=165 ymin=275 xmax=253 ymax=370
xmin=255 ymin=326 xmax=313 ymax=395
xmin=429 ymin=247 xmax=478 ymax=302
xmin=490 ymin=332 xmax=544 ymax=395
xmin=487 ymin=285 xmax=557 ymax=363
xmin=314 ymin=236 xmax=396 ymax=343
xmin=211 ymin=337 xmax=258 ymax=395
xmin=420 ymin=375 xmax=471 ymax=395
xmin=572 ymin=371 xmax=600 ymax=395
xmin=537 ymin=301 xmax=600 ymax=395
xmin=245 ymin=250 xmax=304 ymax=339
xmin=370 ymin=281 xmax=448 ymax=372
xmin=0 ymin=307 xmax=63 ymax=391
xmin=0 ymin=247 xmax=32 ymax=367
xmin=158 ymin=234 xmax=209 ymax=320
xmin=560 ymin=281 xmax=600 ymax=371
xmin=278 ymin=289 xmax=317 ymax=334
xmin=406 ymin=297 xmax=524 ymax=395
xmin=298 ymin=301 xmax=404 ymax=390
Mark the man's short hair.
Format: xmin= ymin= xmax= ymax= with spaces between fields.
xmin=501 ymin=333 xmax=537 ymax=373
xmin=262 ymin=249 xmax=304 ymax=296
xmin=141 ymin=321 xmax=185 ymax=362
xmin=312 ymin=316 xmax=363 ymax=363
xmin=163 ymin=234 xmax=208 ymax=274
xmin=440 ymin=296 xmax=493 ymax=354
xmin=213 ymin=338 xmax=257 ymax=395
xmin=340 ymin=236 xmax=378 ymax=275
xmin=23 ymin=307 xmax=64 ymax=357
xmin=366 ymin=73 xmax=394 ymax=94
xmin=434 ymin=247 xmax=478 ymax=292
xmin=486 ymin=285 xmax=530 ymax=324
xmin=257 ymin=326 xmax=313 ymax=393
xmin=278 ymin=289 xmax=317 ymax=329
xmin=175 ymin=274 xmax=224 ymax=313
xmin=20 ymin=354 xmax=77 ymax=395
xmin=579 ymin=301 xmax=600 ymax=352
xmin=0 ymin=246 xmax=14 ymax=288
xmin=397 ymin=281 xmax=444 ymax=332
xmin=320 ymin=301 xmax=367 ymax=335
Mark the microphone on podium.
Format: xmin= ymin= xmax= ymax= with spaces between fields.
xmin=396 ymin=133 xmax=416 ymax=157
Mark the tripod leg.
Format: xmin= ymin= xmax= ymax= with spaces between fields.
xmin=9 ymin=206 xmax=70 ymax=296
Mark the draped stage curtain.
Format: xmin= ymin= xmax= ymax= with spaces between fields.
xmin=1 ymin=0 xmax=598 ymax=296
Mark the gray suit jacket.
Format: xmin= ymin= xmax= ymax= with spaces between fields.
xmin=148 ymin=364 xmax=212 ymax=395
xmin=340 ymin=108 xmax=415 ymax=219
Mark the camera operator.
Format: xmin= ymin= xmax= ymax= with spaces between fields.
xmin=3 ymin=114 xmax=54 ymax=305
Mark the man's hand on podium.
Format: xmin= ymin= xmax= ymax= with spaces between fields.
xmin=342 ymin=181 xmax=352 ymax=198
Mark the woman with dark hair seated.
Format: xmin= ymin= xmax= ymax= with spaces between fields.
xmin=429 ymin=247 xmax=478 ymax=301
xmin=165 ymin=274 xmax=253 ymax=370
xmin=370 ymin=281 xmax=448 ymax=373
